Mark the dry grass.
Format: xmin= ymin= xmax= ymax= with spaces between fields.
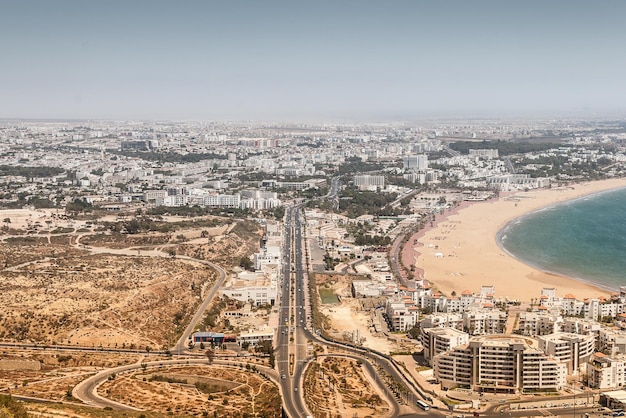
xmin=0 ymin=253 xmax=216 ymax=348
xmin=0 ymin=211 xmax=276 ymax=416
xmin=304 ymin=356 xmax=390 ymax=418
xmin=100 ymin=365 xmax=281 ymax=417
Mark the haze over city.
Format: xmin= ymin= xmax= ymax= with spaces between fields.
xmin=2 ymin=0 xmax=625 ymax=121
xmin=4 ymin=2 xmax=626 ymax=418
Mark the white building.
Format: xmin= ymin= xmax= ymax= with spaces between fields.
xmin=222 ymin=285 xmax=277 ymax=307
xmin=353 ymin=175 xmax=385 ymax=191
xmin=254 ymin=245 xmax=282 ymax=271
xmin=516 ymin=312 xmax=563 ymax=336
xmin=420 ymin=313 xmax=464 ymax=332
xmin=434 ymin=335 xmax=566 ymax=393
xmin=156 ymin=194 xmax=189 ymax=207
xmin=237 ymin=328 xmax=274 ymax=346
xmin=561 ymin=317 xmax=601 ymax=336
xmin=143 ymin=189 xmax=168 ymax=201
xmin=421 ymin=327 xmax=469 ymax=365
xmin=463 ymin=308 xmax=507 ymax=335
xmin=469 ymin=149 xmax=499 ymax=159
xmin=537 ymin=332 xmax=595 ymax=374
xmin=221 ymin=270 xmax=277 ymax=307
xmin=385 ymin=297 xmax=420 ymax=331
xmin=598 ymin=328 xmax=626 ymax=356
xmin=487 ymin=174 xmax=550 ymax=191
xmin=403 ymin=154 xmax=429 ymax=170
xmin=587 ymin=353 xmax=626 ymax=389
xmin=203 ymin=193 xmax=240 ymax=208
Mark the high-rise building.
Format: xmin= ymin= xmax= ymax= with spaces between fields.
xmin=403 ymin=154 xmax=429 ymax=170
xmin=434 ymin=335 xmax=567 ymax=393
xmin=353 ymin=175 xmax=385 ymax=191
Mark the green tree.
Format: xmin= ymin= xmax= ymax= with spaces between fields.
xmin=239 ymin=256 xmax=254 ymax=271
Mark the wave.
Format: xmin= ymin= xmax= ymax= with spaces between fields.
xmin=497 ymin=186 xmax=626 ymax=292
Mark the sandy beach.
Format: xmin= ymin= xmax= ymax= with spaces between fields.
xmin=412 ymin=178 xmax=626 ymax=303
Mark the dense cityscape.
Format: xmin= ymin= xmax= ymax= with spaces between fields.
xmin=1 ymin=118 xmax=626 ymax=417
xmin=3 ymin=0 xmax=626 ymax=416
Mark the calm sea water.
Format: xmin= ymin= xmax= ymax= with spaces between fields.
xmin=499 ymin=187 xmax=626 ymax=291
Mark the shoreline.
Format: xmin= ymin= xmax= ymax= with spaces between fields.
xmin=410 ymin=178 xmax=626 ymax=303
xmin=494 ymin=193 xmax=626 ymax=295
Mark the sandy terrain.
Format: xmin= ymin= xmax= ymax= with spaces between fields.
xmin=304 ymin=356 xmax=390 ymax=417
xmin=0 ymin=252 xmax=217 ymax=348
xmin=99 ymin=364 xmax=281 ymax=417
xmin=409 ymin=178 xmax=626 ymax=302
xmin=322 ymin=303 xmax=394 ymax=352
xmin=1 ymin=348 xmax=148 ymax=397
xmin=3 ymin=350 xmax=280 ymax=417
xmin=315 ymin=273 xmax=416 ymax=354
xmin=0 ymin=210 xmax=261 ymax=349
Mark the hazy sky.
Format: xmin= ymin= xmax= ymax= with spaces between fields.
xmin=1 ymin=1 xmax=625 ymax=121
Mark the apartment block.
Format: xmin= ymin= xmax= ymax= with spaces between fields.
xmin=587 ymin=353 xmax=626 ymax=389
xmin=537 ymin=332 xmax=595 ymax=374
xmin=421 ymin=327 xmax=469 ymax=365
xmin=434 ymin=335 xmax=566 ymax=393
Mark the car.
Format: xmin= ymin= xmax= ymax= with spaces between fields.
xmin=281 ymin=374 xmax=286 ymax=379
xmin=294 ymin=387 xmax=298 ymax=392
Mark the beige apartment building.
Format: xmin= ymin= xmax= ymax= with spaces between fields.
xmin=434 ymin=335 xmax=566 ymax=393
xmin=537 ymin=332 xmax=595 ymax=374
xmin=587 ymin=352 xmax=626 ymax=389
xmin=421 ymin=327 xmax=469 ymax=365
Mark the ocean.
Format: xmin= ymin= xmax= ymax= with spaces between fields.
xmin=499 ymin=186 xmax=626 ymax=292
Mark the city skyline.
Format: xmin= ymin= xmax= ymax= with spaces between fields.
xmin=2 ymin=0 xmax=626 ymax=121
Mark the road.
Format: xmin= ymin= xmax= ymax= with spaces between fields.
xmin=275 ymin=205 xmax=305 ymax=417
xmin=504 ymin=156 xmax=516 ymax=174
xmin=325 ymin=176 xmax=340 ymax=210
xmin=298 ymin=353 xmax=401 ymax=417
xmin=282 ymin=205 xmax=439 ymax=417
xmin=3 ymin=208 xmax=446 ymax=416
xmin=73 ymin=357 xmax=278 ymax=410
xmin=73 ymin=232 xmax=228 ymax=355
xmin=277 ymin=205 xmax=398 ymax=417
xmin=171 ymin=257 xmax=227 ymax=354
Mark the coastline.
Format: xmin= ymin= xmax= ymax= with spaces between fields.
xmin=410 ymin=178 xmax=626 ymax=303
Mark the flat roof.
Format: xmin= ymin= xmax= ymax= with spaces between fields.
xmin=602 ymin=390 xmax=626 ymax=402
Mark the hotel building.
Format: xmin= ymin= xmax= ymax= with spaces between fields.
xmin=433 ymin=335 xmax=566 ymax=393
xmin=421 ymin=327 xmax=469 ymax=365
xmin=537 ymin=332 xmax=595 ymax=374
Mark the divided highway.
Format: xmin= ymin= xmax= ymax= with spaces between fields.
xmin=279 ymin=205 xmax=438 ymax=417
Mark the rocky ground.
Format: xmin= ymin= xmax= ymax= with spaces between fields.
xmin=303 ymin=356 xmax=390 ymax=418
xmin=100 ymin=364 xmax=281 ymax=417
xmin=0 ymin=209 xmax=276 ymax=417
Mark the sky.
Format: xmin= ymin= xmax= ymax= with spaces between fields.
xmin=1 ymin=0 xmax=625 ymax=121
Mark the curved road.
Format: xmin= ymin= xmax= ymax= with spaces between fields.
xmin=294 ymin=352 xmax=401 ymax=417
xmin=286 ymin=206 xmax=435 ymax=416
xmin=73 ymin=358 xmax=278 ymax=410
xmin=75 ymin=232 xmax=228 ymax=355
xmin=172 ymin=257 xmax=227 ymax=354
